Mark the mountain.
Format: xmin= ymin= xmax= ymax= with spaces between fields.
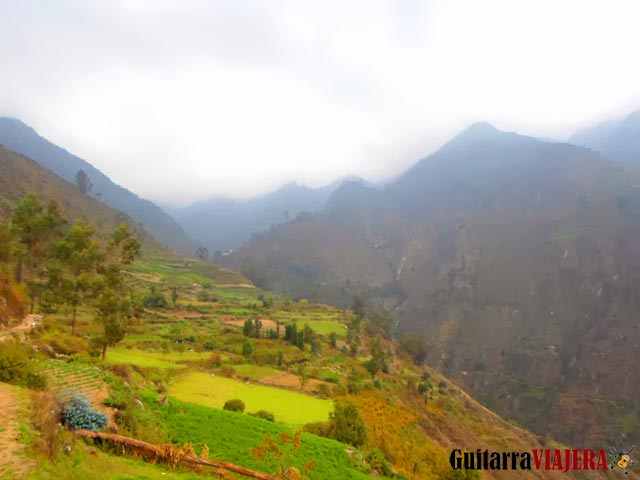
xmin=225 ymin=123 xmax=640 ymax=447
xmin=570 ymin=110 xmax=640 ymax=167
xmin=0 ymin=118 xmax=195 ymax=255
xmin=0 ymin=145 xmax=158 ymax=249
xmin=171 ymin=178 xmax=367 ymax=252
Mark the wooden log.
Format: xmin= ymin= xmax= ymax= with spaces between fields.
xmin=74 ymin=429 xmax=277 ymax=480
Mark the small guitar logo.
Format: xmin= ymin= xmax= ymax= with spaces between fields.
xmin=610 ymin=445 xmax=635 ymax=475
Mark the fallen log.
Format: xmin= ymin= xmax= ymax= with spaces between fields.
xmin=74 ymin=429 xmax=277 ymax=480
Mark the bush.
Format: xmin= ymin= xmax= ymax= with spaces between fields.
xmin=223 ymin=399 xmax=245 ymax=413
xmin=61 ymin=395 xmax=108 ymax=431
xmin=249 ymin=410 xmax=275 ymax=422
xmin=0 ymin=340 xmax=46 ymax=389
xmin=366 ymin=448 xmax=393 ymax=477
xmin=143 ymin=286 xmax=168 ymax=308
xmin=303 ymin=421 xmax=331 ymax=438
xmin=327 ymin=401 xmax=367 ymax=447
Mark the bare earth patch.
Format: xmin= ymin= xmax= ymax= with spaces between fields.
xmin=261 ymin=372 xmax=327 ymax=394
xmin=223 ymin=318 xmax=279 ymax=330
xmin=0 ymin=383 xmax=35 ymax=479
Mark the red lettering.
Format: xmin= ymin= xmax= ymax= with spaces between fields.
xmin=584 ymin=449 xmax=595 ymax=470
xmin=551 ymin=450 xmax=562 ymax=470
xmin=532 ymin=449 xmax=543 ymax=469
xmin=571 ymin=449 xmax=582 ymax=470
xmin=596 ymin=450 xmax=608 ymax=470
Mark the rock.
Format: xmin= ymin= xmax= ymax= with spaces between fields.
xmin=134 ymin=398 xmax=144 ymax=410
xmin=157 ymin=395 xmax=168 ymax=405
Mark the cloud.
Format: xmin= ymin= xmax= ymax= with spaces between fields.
xmin=2 ymin=0 xmax=640 ymax=204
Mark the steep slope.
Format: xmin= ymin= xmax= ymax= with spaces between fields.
xmin=0 ymin=145 xmax=157 ymax=248
xmin=226 ymin=124 xmax=640 ymax=447
xmin=0 ymin=118 xmax=194 ymax=254
xmin=171 ymin=179 xmax=366 ymax=252
xmin=570 ymin=110 xmax=640 ymax=168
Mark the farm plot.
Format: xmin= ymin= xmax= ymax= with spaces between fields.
xmin=170 ymin=372 xmax=332 ymax=425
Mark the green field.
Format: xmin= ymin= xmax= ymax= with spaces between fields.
xmin=170 ymin=372 xmax=332 ymax=425
xmin=151 ymin=395 xmax=375 ymax=480
xmin=105 ymin=349 xmax=183 ymax=369
xmin=305 ymin=320 xmax=347 ymax=336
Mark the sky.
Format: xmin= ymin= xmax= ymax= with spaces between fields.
xmin=2 ymin=0 xmax=640 ymax=206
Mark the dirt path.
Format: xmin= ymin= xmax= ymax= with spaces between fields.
xmin=0 ymin=314 xmax=39 ymax=342
xmin=0 ymin=383 xmax=35 ymax=479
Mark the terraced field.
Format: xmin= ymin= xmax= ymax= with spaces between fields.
xmin=39 ymin=361 xmax=107 ymax=403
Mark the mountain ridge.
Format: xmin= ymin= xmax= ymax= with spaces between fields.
xmin=0 ymin=117 xmax=195 ymax=255
xmin=224 ymin=123 xmax=640 ymax=447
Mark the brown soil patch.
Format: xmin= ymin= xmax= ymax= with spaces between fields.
xmin=0 ymin=383 xmax=36 ymax=478
xmin=224 ymin=318 xmax=278 ymax=330
xmin=261 ymin=372 xmax=328 ymax=394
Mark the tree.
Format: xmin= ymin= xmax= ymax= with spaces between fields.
xmin=364 ymin=337 xmax=388 ymax=377
xmin=94 ymin=223 xmax=141 ymax=360
xmin=242 ymin=339 xmax=254 ymax=358
xmin=328 ymin=401 xmax=367 ymax=447
xmin=253 ymin=318 xmax=263 ymax=338
xmin=171 ymin=286 xmax=178 ymax=307
xmin=243 ymin=319 xmax=253 ymax=337
xmin=11 ymin=194 xmax=65 ymax=311
xmin=48 ymin=222 xmax=103 ymax=334
xmin=351 ymin=294 xmax=365 ymax=319
xmin=75 ymin=169 xmax=92 ymax=194
xmin=195 ymin=246 xmax=209 ymax=261
xmin=400 ymin=332 xmax=428 ymax=365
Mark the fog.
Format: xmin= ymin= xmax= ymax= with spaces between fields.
xmin=2 ymin=0 xmax=640 ymax=205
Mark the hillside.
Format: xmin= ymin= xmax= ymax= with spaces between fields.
xmin=170 ymin=179 xmax=368 ymax=252
xmin=3 ymin=250 xmax=602 ymax=479
xmin=0 ymin=145 xmax=156 ymax=247
xmin=570 ymin=110 xmax=640 ymax=168
xmin=0 ymin=118 xmax=195 ymax=255
xmin=225 ymin=123 xmax=640 ymax=447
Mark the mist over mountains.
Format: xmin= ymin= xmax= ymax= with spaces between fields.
xmin=570 ymin=109 xmax=640 ymax=167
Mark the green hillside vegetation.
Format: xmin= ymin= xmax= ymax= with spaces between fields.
xmin=225 ymin=123 xmax=640 ymax=448
xmin=0 ymin=187 xmax=588 ymax=479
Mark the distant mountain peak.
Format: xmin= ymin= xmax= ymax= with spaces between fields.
xmin=442 ymin=121 xmax=536 ymax=152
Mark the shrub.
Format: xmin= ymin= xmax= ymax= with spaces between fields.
xmin=61 ymin=395 xmax=108 ymax=431
xmin=303 ymin=421 xmax=331 ymax=438
xmin=0 ymin=340 xmax=46 ymax=389
xmin=143 ymin=286 xmax=168 ymax=308
xmin=249 ymin=410 xmax=275 ymax=422
xmin=223 ymin=399 xmax=245 ymax=413
xmin=327 ymin=401 xmax=367 ymax=447
xmin=366 ymin=448 xmax=393 ymax=477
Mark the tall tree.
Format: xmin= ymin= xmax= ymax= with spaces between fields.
xmin=94 ymin=223 xmax=141 ymax=360
xmin=48 ymin=222 xmax=103 ymax=334
xmin=10 ymin=194 xmax=65 ymax=311
xmin=75 ymin=169 xmax=92 ymax=194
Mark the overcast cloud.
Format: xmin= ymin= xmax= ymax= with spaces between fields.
xmin=2 ymin=0 xmax=640 ymax=205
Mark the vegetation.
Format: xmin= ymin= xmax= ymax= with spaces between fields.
xmin=0 ymin=180 xmax=576 ymax=479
